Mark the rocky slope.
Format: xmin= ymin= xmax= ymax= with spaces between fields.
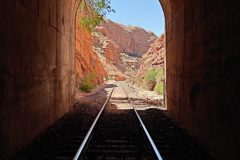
xmin=92 ymin=30 xmax=141 ymax=81
xmin=137 ymin=34 xmax=165 ymax=78
xmin=94 ymin=19 xmax=157 ymax=57
xmin=75 ymin=19 xmax=107 ymax=84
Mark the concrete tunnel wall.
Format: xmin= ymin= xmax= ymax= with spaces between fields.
xmin=0 ymin=0 xmax=82 ymax=158
xmin=160 ymin=0 xmax=240 ymax=159
xmin=0 ymin=0 xmax=239 ymax=159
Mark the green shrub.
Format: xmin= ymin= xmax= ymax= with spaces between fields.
xmin=154 ymin=81 xmax=164 ymax=95
xmin=156 ymin=69 xmax=164 ymax=82
xmin=144 ymin=68 xmax=159 ymax=82
xmin=143 ymin=68 xmax=164 ymax=91
xmin=79 ymin=73 xmax=96 ymax=93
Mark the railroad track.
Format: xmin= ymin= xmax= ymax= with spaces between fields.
xmin=55 ymin=82 xmax=214 ymax=160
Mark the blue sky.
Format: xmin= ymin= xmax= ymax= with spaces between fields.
xmin=106 ymin=0 xmax=165 ymax=36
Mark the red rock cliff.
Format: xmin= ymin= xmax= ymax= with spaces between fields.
xmin=138 ymin=34 xmax=165 ymax=78
xmin=75 ymin=20 xmax=107 ymax=84
xmin=94 ymin=19 xmax=157 ymax=57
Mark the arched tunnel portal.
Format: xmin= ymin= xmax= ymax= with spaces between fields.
xmin=0 ymin=0 xmax=239 ymax=159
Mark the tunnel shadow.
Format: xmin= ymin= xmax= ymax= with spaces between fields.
xmin=11 ymin=82 xmax=116 ymax=160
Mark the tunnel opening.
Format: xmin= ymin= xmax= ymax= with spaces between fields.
xmin=74 ymin=0 xmax=167 ymax=110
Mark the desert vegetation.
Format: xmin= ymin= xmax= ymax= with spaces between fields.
xmin=143 ymin=68 xmax=164 ymax=95
xmin=77 ymin=73 xmax=96 ymax=93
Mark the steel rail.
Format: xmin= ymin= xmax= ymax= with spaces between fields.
xmin=120 ymin=82 xmax=163 ymax=160
xmin=73 ymin=86 xmax=115 ymax=160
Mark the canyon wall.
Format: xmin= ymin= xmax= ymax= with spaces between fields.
xmin=75 ymin=17 xmax=107 ymax=84
xmin=92 ymin=19 xmax=158 ymax=80
xmin=75 ymin=17 xmax=156 ymax=84
xmin=138 ymin=34 xmax=165 ymax=78
xmin=92 ymin=31 xmax=126 ymax=81
xmin=94 ymin=19 xmax=157 ymax=57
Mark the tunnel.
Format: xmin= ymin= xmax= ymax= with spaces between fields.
xmin=0 ymin=0 xmax=239 ymax=159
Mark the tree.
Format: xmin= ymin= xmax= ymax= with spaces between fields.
xmin=77 ymin=0 xmax=114 ymax=32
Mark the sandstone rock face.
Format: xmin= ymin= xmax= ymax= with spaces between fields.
xmin=92 ymin=19 xmax=155 ymax=81
xmin=95 ymin=19 xmax=157 ymax=57
xmin=75 ymin=22 xmax=107 ymax=84
xmin=103 ymin=40 xmax=121 ymax=65
xmin=138 ymin=34 xmax=165 ymax=78
xmin=92 ymin=31 xmax=126 ymax=81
